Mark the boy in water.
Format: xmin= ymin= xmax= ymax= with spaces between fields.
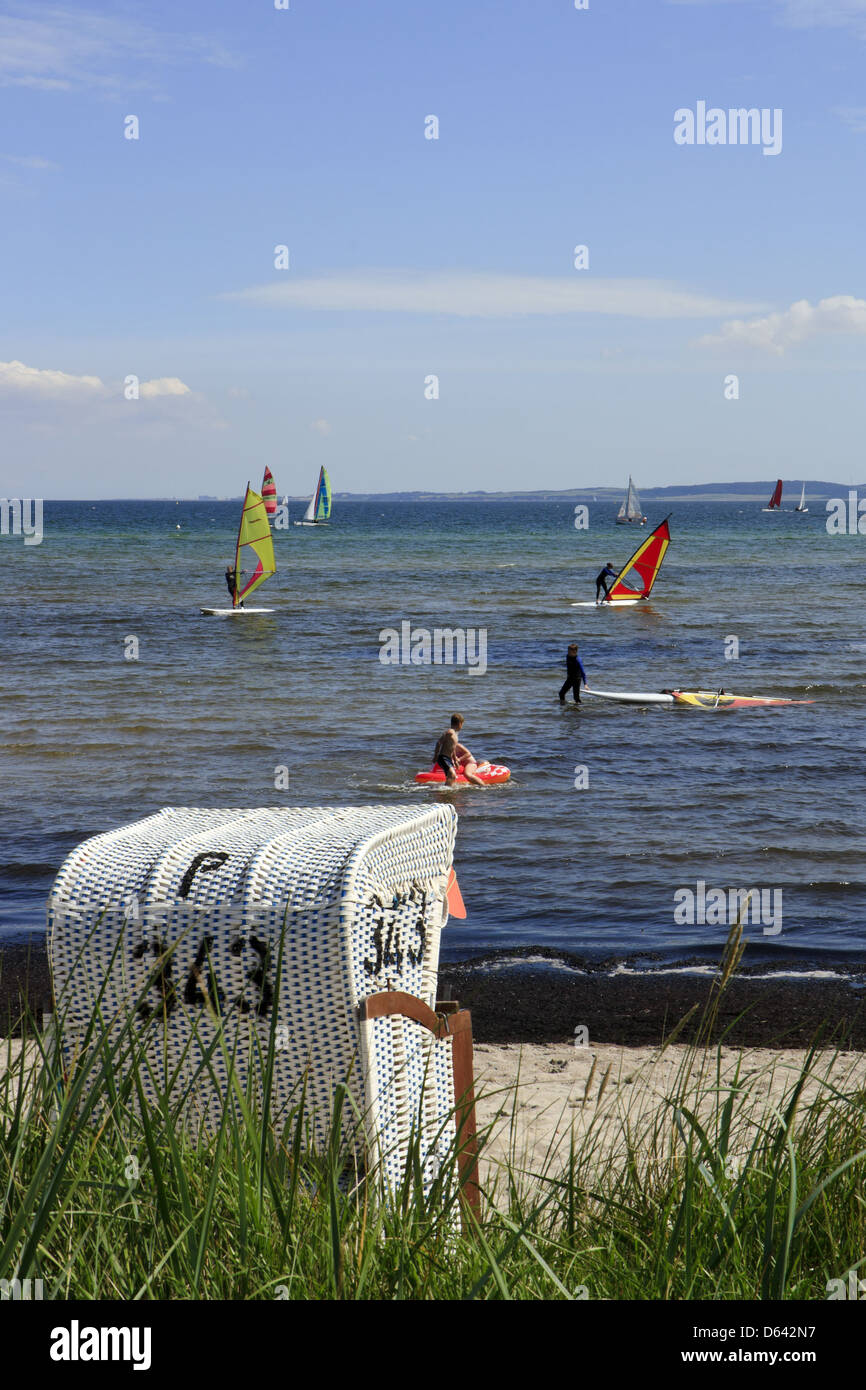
xmin=559 ymin=644 xmax=587 ymax=704
xmin=434 ymin=714 xmax=487 ymax=787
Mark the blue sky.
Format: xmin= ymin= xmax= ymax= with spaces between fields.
xmin=2 ymin=0 xmax=866 ymax=496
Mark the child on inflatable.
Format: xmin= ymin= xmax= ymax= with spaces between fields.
xmin=433 ymin=714 xmax=487 ymax=787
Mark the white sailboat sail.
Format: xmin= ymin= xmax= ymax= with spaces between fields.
xmin=616 ymin=476 xmax=645 ymax=523
xmin=795 ymin=483 xmax=808 ymax=513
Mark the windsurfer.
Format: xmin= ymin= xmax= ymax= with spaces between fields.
xmin=225 ymin=565 xmax=244 ymax=607
xmin=595 ymin=564 xmax=617 ymax=604
xmin=559 ymin=644 xmax=587 ymax=704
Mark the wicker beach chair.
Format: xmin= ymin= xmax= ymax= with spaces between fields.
xmin=47 ymin=805 xmax=478 ymax=1215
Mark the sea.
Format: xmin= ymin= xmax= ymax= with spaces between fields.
xmin=2 ymin=496 xmax=864 ymax=981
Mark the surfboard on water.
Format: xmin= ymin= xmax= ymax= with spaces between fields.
xmin=584 ymin=687 xmax=814 ymax=709
xmin=572 ymin=517 xmax=671 ymax=607
xmin=415 ymin=762 xmax=511 ymax=785
xmin=201 ymin=483 xmax=276 ymax=615
xmin=200 ymin=607 xmax=276 ymax=616
xmin=584 ymin=687 xmax=674 ymax=705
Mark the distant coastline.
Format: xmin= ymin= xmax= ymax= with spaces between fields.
xmin=43 ymin=481 xmax=865 ymax=504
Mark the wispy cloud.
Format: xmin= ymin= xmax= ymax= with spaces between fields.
xmin=834 ymin=106 xmax=866 ymax=132
xmin=0 ymin=5 xmax=238 ymax=94
xmin=1 ymin=153 xmax=59 ymax=170
xmin=0 ymin=359 xmax=193 ymax=400
xmin=309 ymin=418 xmax=332 ymax=435
xmin=668 ymin=0 xmax=866 ymax=40
xmin=226 ymin=270 xmax=765 ymax=320
xmin=695 ymin=295 xmax=866 ymax=353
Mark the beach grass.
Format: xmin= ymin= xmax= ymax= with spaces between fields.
xmin=1 ymin=923 xmax=865 ymax=1301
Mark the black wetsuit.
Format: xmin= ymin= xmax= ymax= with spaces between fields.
xmin=225 ymin=569 xmax=237 ymax=600
xmin=559 ymin=652 xmax=587 ymax=703
xmin=595 ymin=564 xmax=617 ymax=602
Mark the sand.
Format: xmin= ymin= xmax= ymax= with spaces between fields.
xmin=472 ymin=1040 xmax=866 ymax=1186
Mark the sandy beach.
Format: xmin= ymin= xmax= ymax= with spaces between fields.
xmin=473 ymin=1041 xmax=866 ymax=1187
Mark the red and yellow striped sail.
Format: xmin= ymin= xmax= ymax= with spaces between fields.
xmin=233 ymin=485 xmax=276 ymax=606
xmin=261 ymin=466 xmax=277 ymax=516
xmin=608 ymin=517 xmax=671 ymax=601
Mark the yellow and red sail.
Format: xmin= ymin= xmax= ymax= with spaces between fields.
xmin=608 ymin=517 xmax=671 ymax=601
xmin=233 ymin=485 xmax=276 ymax=605
xmin=261 ymin=466 xmax=277 ymax=516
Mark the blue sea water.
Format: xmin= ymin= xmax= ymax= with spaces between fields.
xmin=2 ymin=496 xmax=864 ymax=974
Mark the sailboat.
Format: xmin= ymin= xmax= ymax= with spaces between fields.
xmin=571 ymin=516 xmax=671 ymax=607
xmin=261 ymin=466 xmax=277 ymax=516
xmin=762 ymin=479 xmax=784 ymax=512
xmin=200 ymin=484 xmax=276 ymax=615
xmin=615 ymin=476 xmax=647 ymax=525
xmin=794 ymin=482 xmax=808 ymax=514
xmin=294 ymin=466 xmax=331 ymax=526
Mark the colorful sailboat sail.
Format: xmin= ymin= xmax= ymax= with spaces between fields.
xmin=261 ymin=466 xmax=277 ymax=516
xmin=616 ymin=476 xmax=646 ymax=524
xmin=763 ymin=479 xmax=783 ymax=511
xmin=607 ymin=516 xmax=671 ymax=602
xmin=231 ymin=484 xmax=276 ymax=606
xmin=301 ymin=466 xmax=331 ymax=523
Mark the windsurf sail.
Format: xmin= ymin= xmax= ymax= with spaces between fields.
xmin=261 ymin=467 xmax=277 ymax=516
xmin=607 ymin=516 xmax=671 ymax=601
xmin=795 ymin=483 xmax=807 ymax=512
xmin=765 ymin=479 xmax=783 ymax=510
xmin=232 ymin=484 xmax=276 ymax=606
xmin=616 ymin=476 xmax=644 ymax=522
xmin=302 ymin=466 xmax=331 ymax=523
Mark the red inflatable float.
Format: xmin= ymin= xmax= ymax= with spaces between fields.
xmin=414 ymin=761 xmax=511 ymax=786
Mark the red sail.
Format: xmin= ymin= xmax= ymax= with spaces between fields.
xmin=608 ymin=518 xmax=671 ymax=601
xmin=261 ymin=466 xmax=277 ymax=516
xmin=767 ymin=479 xmax=783 ymax=509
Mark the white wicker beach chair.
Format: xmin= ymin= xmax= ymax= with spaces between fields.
xmin=46 ymin=805 xmax=478 ymax=1214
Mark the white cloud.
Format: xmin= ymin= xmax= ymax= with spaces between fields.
xmin=226 ymin=271 xmax=764 ymax=321
xmin=0 ymin=6 xmax=238 ymax=94
xmin=834 ymin=106 xmax=866 ymax=132
xmin=309 ymin=418 xmax=332 ymax=435
xmin=668 ymin=0 xmax=866 ymax=40
xmin=0 ymin=359 xmax=194 ymax=401
xmin=0 ymin=359 xmax=105 ymax=397
xmin=1 ymin=153 xmax=59 ymax=170
xmin=139 ymin=377 xmax=191 ymax=398
xmin=695 ymin=295 xmax=866 ymax=353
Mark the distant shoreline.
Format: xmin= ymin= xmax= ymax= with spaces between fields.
xmin=4 ymin=942 xmax=865 ymax=1048
xmin=34 ymin=483 xmax=864 ymax=504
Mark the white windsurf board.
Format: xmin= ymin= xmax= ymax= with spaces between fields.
xmin=583 ymin=687 xmax=674 ymax=705
xmin=200 ymin=607 xmax=275 ymax=616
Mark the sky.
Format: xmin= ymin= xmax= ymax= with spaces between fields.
xmin=1 ymin=0 xmax=866 ymax=497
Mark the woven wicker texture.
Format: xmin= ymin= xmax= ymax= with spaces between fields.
xmin=47 ymin=805 xmax=459 ymax=1184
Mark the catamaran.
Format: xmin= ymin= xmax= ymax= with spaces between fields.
xmin=294 ymin=466 xmax=331 ymax=526
xmin=200 ymin=483 xmax=276 ymax=615
xmin=762 ymin=479 xmax=784 ymax=512
xmin=794 ymin=482 xmax=808 ymax=514
xmin=616 ymin=476 xmax=647 ymax=525
xmin=571 ymin=516 xmax=671 ymax=607
xmin=261 ymin=466 xmax=277 ymax=516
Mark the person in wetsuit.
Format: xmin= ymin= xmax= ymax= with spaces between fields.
xmin=225 ymin=566 xmax=240 ymax=606
xmin=559 ymin=644 xmax=587 ymax=704
xmin=596 ymin=563 xmax=617 ymax=604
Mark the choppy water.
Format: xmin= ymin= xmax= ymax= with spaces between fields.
xmin=2 ymin=497 xmax=864 ymax=974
